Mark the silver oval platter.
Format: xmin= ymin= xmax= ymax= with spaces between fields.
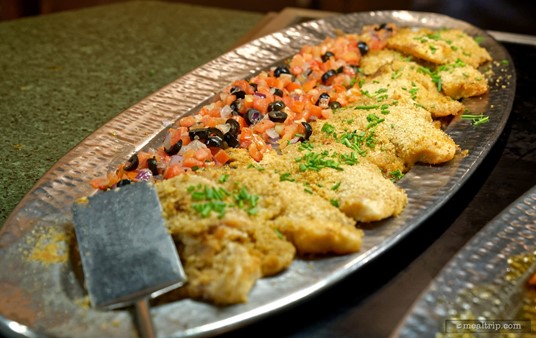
xmin=0 ymin=10 xmax=516 ymax=338
xmin=396 ymin=184 xmax=536 ymax=337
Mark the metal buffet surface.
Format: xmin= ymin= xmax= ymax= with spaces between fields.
xmin=0 ymin=9 xmax=533 ymax=338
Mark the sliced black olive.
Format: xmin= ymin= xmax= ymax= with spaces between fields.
xmin=116 ymin=179 xmax=131 ymax=187
xmin=207 ymin=127 xmax=224 ymax=139
xmin=301 ymin=122 xmax=312 ymax=141
xmin=316 ymin=92 xmax=330 ymax=107
xmin=273 ymin=66 xmax=291 ymax=78
xmin=267 ymin=100 xmax=286 ymax=112
xmin=148 ymin=157 xmax=158 ymax=176
xmin=376 ymin=23 xmax=393 ymax=32
xmin=230 ymin=99 xmax=241 ymax=113
xmin=164 ymin=139 xmax=183 ymax=156
xmin=206 ymin=136 xmax=224 ymax=148
xmin=245 ymin=108 xmax=263 ymax=125
xmin=321 ymin=51 xmax=334 ymax=62
xmin=230 ymin=87 xmax=246 ymax=99
xmin=328 ymin=101 xmax=342 ymax=110
xmin=223 ymin=132 xmax=239 ymax=148
xmin=336 ymin=66 xmax=344 ymax=74
xmin=268 ymin=110 xmax=288 ymax=123
xmin=321 ymin=69 xmax=337 ymax=84
xmin=124 ymin=154 xmax=139 ymax=171
xmin=225 ymin=118 xmax=240 ymax=136
xmin=357 ymin=41 xmax=369 ymax=56
xmin=189 ymin=128 xmax=209 ymax=141
xmin=249 ymin=82 xmax=258 ymax=92
xmin=272 ymin=88 xmax=283 ymax=97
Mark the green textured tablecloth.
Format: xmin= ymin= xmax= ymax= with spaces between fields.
xmin=0 ymin=1 xmax=262 ymax=226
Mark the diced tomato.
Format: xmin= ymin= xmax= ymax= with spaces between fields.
xmin=179 ymin=116 xmax=196 ymax=127
xmin=194 ymin=148 xmax=212 ymax=162
xmin=252 ymin=119 xmax=275 ymax=134
xmin=253 ymin=97 xmax=269 ymax=113
xmin=163 ymin=164 xmax=184 ymax=179
xmin=213 ymin=149 xmax=230 ymax=165
xmin=321 ymin=108 xmax=334 ymax=119
xmin=280 ymin=123 xmax=300 ymax=146
xmin=248 ymin=143 xmax=263 ymax=162
xmin=239 ymin=127 xmax=254 ymax=148
xmin=183 ymin=157 xmax=204 ymax=168
xmin=285 ymin=82 xmax=301 ymax=93
xmin=137 ymin=151 xmax=154 ymax=169
xmin=202 ymin=116 xmax=225 ymax=127
xmin=306 ymin=102 xmax=323 ymax=119
xmin=302 ymin=79 xmax=317 ymax=92
xmin=90 ymin=177 xmax=110 ymax=190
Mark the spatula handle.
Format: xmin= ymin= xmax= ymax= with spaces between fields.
xmin=135 ymin=298 xmax=156 ymax=338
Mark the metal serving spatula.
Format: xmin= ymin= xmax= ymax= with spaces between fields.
xmin=72 ymin=182 xmax=186 ymax=338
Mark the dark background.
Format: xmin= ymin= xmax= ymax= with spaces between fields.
xmin=1 ymin=0 xmax=536 ymax=35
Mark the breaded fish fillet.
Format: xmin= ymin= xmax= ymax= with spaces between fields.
xmin=157 ymin=167 xmax=364 ymax=303
xmin=322 ymin=103 xmax=457 ymax=167
xmin=157 ymin=174 xmax=295 ymax=304
xmin=386 ymin=28 xmax=491 ymax=67
xmin=227 ymin=141 xmax=408 ymax=223
xmin=436 ymin=62 xmax=488 ymax=99
xmin=360 ymin=49 xmax=406 ymax=75
xmin=199 ymin=166 xmax=363 ymax=254
xmin=362 ymin=59 xmax=465 ymax=117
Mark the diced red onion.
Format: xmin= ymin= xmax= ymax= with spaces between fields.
xmin=163 ymin=132 xmax=173 ymax=150
xmin=179 ymin=140 xmax=207 ymax=155
xmin=289 ymin=136 xmax=300 ymax=144
xmin=220 ymin=105 xmax=233 ymax=118
xmin=169 ymin=155 xmax=183 ymax=167
xmin=254 ymin=92 xmax=266 ymax=99
xmin=135 ymin=169 xmax=153 ymax=181
xmin=265 ymin=128 xmax=280 ymax=144
xmin=215 ymin=123 xmax=231 ymax=135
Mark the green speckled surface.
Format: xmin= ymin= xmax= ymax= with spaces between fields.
xmin=0 ymin=1 xmax=262 ymax=226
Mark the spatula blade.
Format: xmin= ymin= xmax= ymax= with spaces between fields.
xmin=72 ymin=182 xmax=185 ymax=309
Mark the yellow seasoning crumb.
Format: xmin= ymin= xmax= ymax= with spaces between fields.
xmin=28 ymin=227 xmax=70 ymax=264
xmin=75 ymin=296 xmax=91 ymax=309
xmin=12 ymin=143 xmax=23 ymax=150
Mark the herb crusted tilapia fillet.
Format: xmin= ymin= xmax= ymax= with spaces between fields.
xmin=386 ymin=28 xmax=492 ymax=68
xmin=227 ymin=144 xmax=407 ymax=223
xmin=156 ymin=168 xmax=363 ymax=304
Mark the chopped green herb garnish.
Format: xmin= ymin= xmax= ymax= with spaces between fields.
xmin=247 ymin=163 xmax=265 ymax=171
xmin=366 ymin=114 xmax=385 ymax=129
xmin=279 ymin=172 xmax=295 ymax=182
xmin=354 ymin=104 xmax=380 ymax=110
xmin=218 ymin=173 xmax=230 ymax=183
xmin=296 ymin=150 xmax=344 ymax=172
xmin=331 ymin=182 xmax=341 ymax=191
xmin=330 ymin=199 xmax=340 ymax=208
xmin=474 ymin=35 xmax=485 ymax=44
xmin=340 ymin=151 xmax=359 ymax=165
xmin=188 ymin=185 xmax=230 ymax=218
xmin=461 ymin=114 xmax=490 ymax=126
xmin=298 ymin=141 xmax=314 ymax=151
xmin=389 ymin=169 xmax=405 ymax=182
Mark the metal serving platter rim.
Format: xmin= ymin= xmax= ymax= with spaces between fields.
xmin=0 ymin=10 xmax=516 ymax=338
xmin=396 ymin=184 xmax=536 ymax=337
